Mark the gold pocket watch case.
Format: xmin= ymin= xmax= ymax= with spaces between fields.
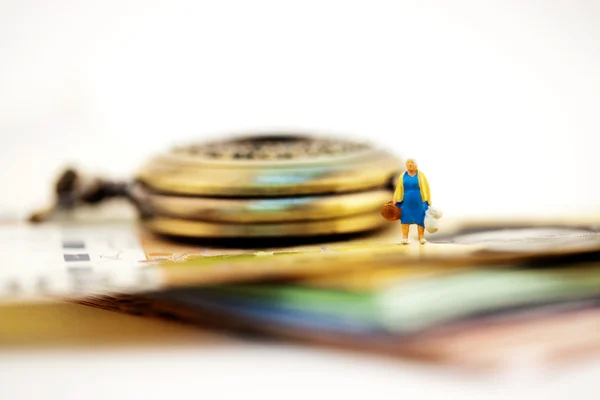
xmin=32 ymin=133 xmax=404 ymax=241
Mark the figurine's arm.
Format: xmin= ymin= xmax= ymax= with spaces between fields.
xmin=392 ymin=174 xmax=404 ymax=205
xmin=421 ymin=173 xmax=432 ymax=205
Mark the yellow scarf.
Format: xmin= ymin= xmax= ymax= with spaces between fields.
xmin=392 ymin=171 xmax=431 ymax=205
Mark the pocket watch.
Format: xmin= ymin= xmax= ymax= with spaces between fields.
xmin=30 ymin=132 xmax=404 ymax=241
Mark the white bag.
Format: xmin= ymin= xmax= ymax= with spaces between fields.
xmin=424 ymin=207 xmax=443 ymax=233
xmin=427 ymin=207 xmax=443 ymax=219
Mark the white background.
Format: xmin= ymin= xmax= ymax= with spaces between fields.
xmin=1 ymin=1 xmax=600 ymax=399
xmin=1 ymin=0 xmax=599 ymax=219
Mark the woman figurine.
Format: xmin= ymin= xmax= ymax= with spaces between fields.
xmin=393 ymin=159 xmax=431 ymax=244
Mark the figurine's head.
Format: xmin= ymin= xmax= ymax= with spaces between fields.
xmin=405 ymin=159 xmax=418 ymax=174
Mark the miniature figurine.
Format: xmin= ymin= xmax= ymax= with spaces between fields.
xmin=393 ymin=159 xmax=431 ymax=244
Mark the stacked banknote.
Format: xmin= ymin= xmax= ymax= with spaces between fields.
xmin=80 ymin=215 xmax=600 ymax=370
xmin=4 ymin=133 xmax=600 ymax=370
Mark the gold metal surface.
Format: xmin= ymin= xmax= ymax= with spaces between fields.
xmin=132 ymin=186 xmax=392 ymax=223
xmin=135 ymin=135 xmax=402 ymax=196
xmin=131 ymin=134 xmax=403 ymax=239
xmin=142 ymin=213 xmax=388 ymax=238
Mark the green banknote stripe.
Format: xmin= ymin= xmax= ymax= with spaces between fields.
xmin=200 ymin=285 xmax=379 ymax=325
xmin=205 ymin=266 xmax=600 ymax=333
xmin=376 ymin=266 xmax=600 ymax=332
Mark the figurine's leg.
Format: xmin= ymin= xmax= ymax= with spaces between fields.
xmin=401 ymin=224 xmax=410 ymax=238
xmin=401 ymin=224 xmax=410 ymax=244
xmin=418 ymin=225 xmax=426 ymax=244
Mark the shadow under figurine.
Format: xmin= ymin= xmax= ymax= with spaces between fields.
xmin=381 ymin=159 xmax=441 ymax=244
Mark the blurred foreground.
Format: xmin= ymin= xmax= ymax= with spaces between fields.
xmin=2 ymin=199 xmax=600 ymax=375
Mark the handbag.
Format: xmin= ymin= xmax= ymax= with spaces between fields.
xmin=381 ymin=201 xmax=401 ymax=222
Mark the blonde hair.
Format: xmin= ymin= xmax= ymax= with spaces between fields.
xmin=405 ymin=158 xmax=418 ymax=167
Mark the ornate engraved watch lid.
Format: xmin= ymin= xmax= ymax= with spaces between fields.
xmin=136 ymin=132 xmax=402 ymax=197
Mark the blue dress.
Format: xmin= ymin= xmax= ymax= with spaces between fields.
xmin=396 ymin=173 xmax=428 ymax=227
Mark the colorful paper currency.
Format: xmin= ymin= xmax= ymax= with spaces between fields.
xmin=2 ymin=208 xmax=600 ymax=302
